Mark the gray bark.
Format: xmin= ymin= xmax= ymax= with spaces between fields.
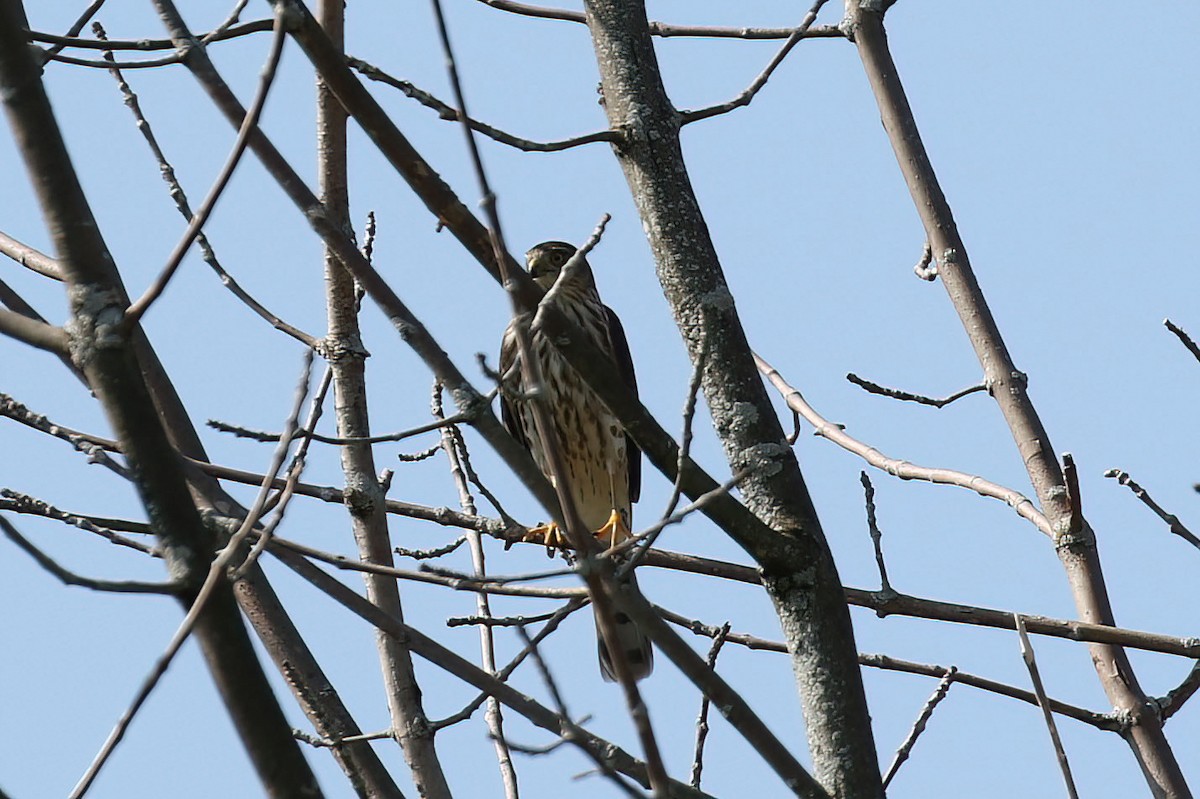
xmin=581 ymin=1 xmax=882 ymax=796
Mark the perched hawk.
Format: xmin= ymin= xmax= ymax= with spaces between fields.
xmin=499 ymin=240 xmax=653 ymax=681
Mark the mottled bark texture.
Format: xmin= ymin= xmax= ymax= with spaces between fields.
xmin=316 ymin=1 xmax=450 ymax=796
xmin=842 ymin=3 xmax=1188 ymax=796
xmin=582 ymin=2 xmax=882 ymax=796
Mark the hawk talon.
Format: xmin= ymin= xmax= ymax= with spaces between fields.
xmin=521 ymin=509 xmax=630 ymax=555
xmin=522 ymin=522 xmax=570 ymax=557
xmin=595 ymin=508 xmax=631 ymax=551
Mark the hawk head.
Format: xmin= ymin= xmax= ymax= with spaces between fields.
xmin=525 ymin=240 xmax=596 ymax=292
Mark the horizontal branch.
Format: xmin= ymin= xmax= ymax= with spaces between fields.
xmin=27 ymin=19 xmax=274 ymax=50
xmin=846 ymin=372 xmax=987 ymax=409
xmin=640 ymin=550 xmax=1200 ymax=658
xmin=475 ymin=0 xmax=844 ymax=40
xmin=656 ymin=606 xmax=1119 ymax=732
xmin=13 ymin=395 xmax=1191 ymax=658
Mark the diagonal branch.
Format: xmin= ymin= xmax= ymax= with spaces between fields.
xmin=757 ymin=353 xmax=1054 ymax=537
xmin=841 ymin=3 xmax=1187 ymax=791
xmin=348 ymin=56 xmax=619 ymax=153
xmin=0 ymin=5 xmax=322 ymax=795
xmin=679 ymin=0 xmax=830 ymax=124
xmin=273 ymin=546 xmax=714 ymax=799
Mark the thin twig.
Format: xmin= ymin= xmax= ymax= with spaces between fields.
xmin=679 ymin=0 xmax=830 ymax=125
xmin=757 ymin=353 xmax=1054 ymax=536
xmin=206 ymin=409 xmax=475 ymax=445
xmin=475 ymin=0 xmax=844 ymax=41
xmin=294 ymin=728 xmax=395 ymax=749
xmin=1105 ymin=469 xmax=1200 ymax=553
xmin=397 ymin=443 xmax=442 ymax=463
xmin=1015 ymin=614 xmax=1080 ymax=798
xmin=661 ymin=331 xmax=709 ymax=521
xmin=1157 ymin=661 xmax=1200 ymax=722
xmin=0 ymin=516 xmax=175 ymax=594
xmin=40 ymin=0 xmax=108 ymax=61
xmin=0 ymin=393 xmax=129 ymax=478
xmin=0 ymin=491 xmax=155 ymax=555
xmin=123 ymin=9 xmax=289 ymax=325
xmin=28 ymin=19 xmax=274 ymax=51
xmin=846 ymin=372 xmax=987 ymax=408
xmin=657 ymin=608 xmax=1119 ymax=731
xmin=395 ymin=536 xmax=467 ymax=560
xmin=860 ymin=472 xmax=892 ymax=593
xmin=689 ymin=622 xmax=730 ymax=789
xmin=348 ymin=57 xmax=619 ymax=153
xmin=95 ymin=21 xmax=318 ymax=347
xmin=447 ymin=607 xmax=568 ymax=628
xmin=881 ymin=667 xmax=957 ymax=789
xmin=1062 ymin=453 xmax=1082 ymax=535
xmin=434 ymin=381 xmax=519 ymax=799
xmin=1164 ymin=318 xmax=1200 ymax=364
xmin=233 ymin=365 xmax=332 ymax=579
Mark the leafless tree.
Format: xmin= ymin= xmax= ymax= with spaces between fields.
xmin=1 ymin=2 xmax=1196 ymax=798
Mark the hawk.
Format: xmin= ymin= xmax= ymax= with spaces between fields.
xmin=499 ymin=240 xmax=653 ymax=681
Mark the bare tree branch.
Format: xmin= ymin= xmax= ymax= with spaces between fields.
xmin=845 ymin=372 xmax=986 ymax=408
xmin=1164 ymin=318 xmax=1200 ymax=365
xmin=680 ymin=0 xmax=831 ymax=124
xmin=579 ymin=2 xmax=880 ymax=792
xmin=273 ymin=546 xmax=715 ymax=799
xmin=1105 ymin=469 xmax=1200 ymax=553
xmin=841 ymin=3 xmax=1186 ymax=787
xmin=658 ymin=608 xmax=1120 ymax=732
xmin=0 ymin=515 xmax=175 ymax=594
xmin=881 ymin=667 xmax=956 ymax=789
xmin=475 ymin=0 xmax=844 ymax=41
xmin=757 ymin=353 xmax=1054 ymax=536
xmin=1016 ymin=615 xmax=1080 ymax=799
xmin=315 ymin=0 xmax=449 ymax=789
xmin=434 ymin=381 xmax=518 ymax=798
xmin=348 ymin=56 xmax=619 ymax=153
xmin=689 ymin=622 xmax=730 ymax=790
xmin=95 ymin=22 xmax=318 ymax=347
xmin=859 ymin=472 xmax=892 ymax=593
xmin=123 ymin=8 xmax=289 ymax=326
xmin=0 ymin=229 xmax=61 ymax=278
xmin=0 ymin=5 xmax=323 ymax=794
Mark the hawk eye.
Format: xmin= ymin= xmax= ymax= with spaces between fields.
xmin=550 ymin=251 xmax=567 ymax=267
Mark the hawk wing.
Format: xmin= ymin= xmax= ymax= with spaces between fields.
xmin=603 ymin=305 xmax=641 ymax=504
xmin=498 ymin=325 xmax=530 ymax=452
xmin=499 ymin=309 xmax=640 ymax=504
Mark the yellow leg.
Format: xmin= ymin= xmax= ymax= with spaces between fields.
xmin=594 ymin=509 xmax=631 ymax=550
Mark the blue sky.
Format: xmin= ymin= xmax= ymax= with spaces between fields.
xmin=2 ymin=2 xmax=1198 ymax=797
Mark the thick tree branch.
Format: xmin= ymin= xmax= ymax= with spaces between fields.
xmin=0 ymin=3 xmax=322 ymax=794
xmin=314 ymin=1 xmax=449 ymax=793
xmin=579 ymin=3 xmax=881 ymax=794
